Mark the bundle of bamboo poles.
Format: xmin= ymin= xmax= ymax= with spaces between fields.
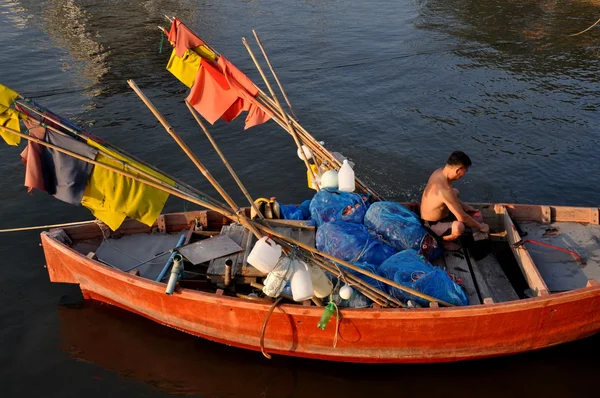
xmin=0 ymin=81 xmax=451 ymax=308
xmin=159 ymin=16 xmax=384 ymax=201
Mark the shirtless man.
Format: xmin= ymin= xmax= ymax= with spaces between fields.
xmin=420 ymin=151 xmax=489 ymax=249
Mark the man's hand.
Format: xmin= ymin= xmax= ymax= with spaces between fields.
xmin=479 ymin=223 xmax=490 ymax=233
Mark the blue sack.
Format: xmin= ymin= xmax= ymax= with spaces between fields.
xmin=364 ymin=202 xmax=440 ymax=259
xmin=280 ymin=199 xmax=312 ymax=220
xmin=310 ymin=188 xmax=369 ymax=227
xmin=316 ymin=221 xmax=396 ymax=266
xmin=378 ymin=249 xmax=468 ymax=306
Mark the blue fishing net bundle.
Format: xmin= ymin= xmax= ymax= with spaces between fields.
xmin=316 ymin=221 xmax=395 ymax=266
xmin=309 ymin=188 xmax=369 ymax=227
xmin=365 ymin=201 xmax=441 ymax=260
xmin=378 ymin=249 xmax=468 ymax=306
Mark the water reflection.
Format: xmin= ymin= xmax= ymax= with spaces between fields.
xmin=59 ymin=301 xmax=600 ymax=397
xmin=8 ymin=0 xmax=223 ymax=97
xmin=417 ymin=0 xmax=600 ymax=81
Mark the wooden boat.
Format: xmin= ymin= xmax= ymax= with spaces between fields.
xmin=41 ymin=202 xmax=600 ymax=364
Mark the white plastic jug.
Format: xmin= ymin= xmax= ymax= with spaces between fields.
xmin=291 ymin=260 xmax=314 ymax=302
xmin=338 ymin=159 xmax=355 ymax=192
xmin=247 ymin=236 xmax=282 ymax=274
xmin=320 ymin=170 xmax=338 ymax=189
xmin=308 ymin=264 xmax=333 ymax=298
xmin=263 ymin=257 xmax=294 ymax=297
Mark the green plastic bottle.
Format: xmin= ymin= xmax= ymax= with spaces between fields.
xmin=317 ymin=302 xmax=336 ymax=330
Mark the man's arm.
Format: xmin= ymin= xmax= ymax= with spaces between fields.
xmin=459 ymin=199 xmax=477 ymax=213
xmin=442 ymin=189 xmax=488 ymax=232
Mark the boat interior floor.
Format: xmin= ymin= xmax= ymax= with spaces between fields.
xmin=63 ymin=211 xmax=600 ymax=308
xmin=518 ymin=221 xmax=600 ymax=292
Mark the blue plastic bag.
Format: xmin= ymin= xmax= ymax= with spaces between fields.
xmin=378 ymin=249 xmax=468 ymax=306
xmin=365 ymin=201 xmax=440 ymax=259
xmin=310 ymin=188 xmax=369 ymax=227
xmin=316 ymin=221 xmax=396 ymax=266
xmin=280 ymin=199 xmax=312 ymax=220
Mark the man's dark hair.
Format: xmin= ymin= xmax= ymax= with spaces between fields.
xmin=446 ymin=151 xmax=472 ymax=168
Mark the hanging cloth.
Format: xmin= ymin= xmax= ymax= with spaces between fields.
xmin=217 ymin=55 xmax=271 ymax=129
xmin=19 ymin=119 xmax=98 ymax=204
xmin=167 ymin=18 xmax=207 ymax=58
xmin=166 ymin=48 xmax=202 ymax=88
xmin=81 ymin=141 xmax=173 ymax=231
xmin=186 ymin=58 xmax=239 ymax=124
xmin=0 ymin=84 xmax=21 ymax=145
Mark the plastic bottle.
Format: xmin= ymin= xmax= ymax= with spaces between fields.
xmin=337 ymin=159 xmax=355 ymax=192
xmin=317 ymin=302 xmax=336 ymax=330
xmin=308 ymin=264 xmax=333 ymax=298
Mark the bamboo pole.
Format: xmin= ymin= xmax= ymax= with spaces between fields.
xmin=267 ymin=234 xmax=392 ymax=306
xmin=155 ymin=25 xmax=383 ymax=200
xmin=0 ymin=124 xmax=238 ymax=222
xmin=0 ymin=220 xmax=97 ymax=233
xmin=252 ymin=30 xmax=298 ymax=121
xmin=127 ymin=80 xmax=263 ymax=239
xmin=184 ymin=100 xmax=266 ymax=221
xmin=15 ymin=99 xmax=226 ymax=210
xmin=310 ymin=257 xmax=403 ymax=308
xmin=254 ymin=223 xmax=454 ymax=307
xmin=2 ymin=122 xmax=448 ymax=306
xmin=242 ymin=38 xmax=320 ymax=190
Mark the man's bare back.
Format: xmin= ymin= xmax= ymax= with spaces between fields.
xmin=421 ymin=168 xmax=453 ymax=222
xmin=420 ymin=152 xmax=489 ymax=246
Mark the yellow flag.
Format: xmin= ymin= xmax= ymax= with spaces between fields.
xmin=0 ymin=84 xmax=20 ymax=146
xmin=81 ymin=142 xmax=174 ymax=231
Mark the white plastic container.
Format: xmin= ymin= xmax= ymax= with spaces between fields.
xmin=338 ymin=159 xmax=355 ymax=192
xmin=262 ymin=257 xmax=294 ymax=298
xmin=247 ymin=236 xmax=282 ymax=274
xmin=320 ymin=170 xmax=338 ymax=189
xmin=297 ymin=145 xmax=313 ymax=161
xmin=308 ymin=264 xmax=333 ymax=298
xmin=291 ymin=260 xmax=314 ymax=302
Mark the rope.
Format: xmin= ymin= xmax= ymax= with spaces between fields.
xmin=569 ymin=17 xmax=600 ymax=36
xmin=159 ymin=30 xmax=166 ymax=53
xmin=260 ymin=297 xmax=283 ymax=359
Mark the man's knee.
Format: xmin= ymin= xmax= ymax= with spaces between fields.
xmin=452 ymin=221 xmax=465 ymax=236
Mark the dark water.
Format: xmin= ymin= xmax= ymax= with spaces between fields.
xmin=1 ymin=0 xmax=599 ymax=396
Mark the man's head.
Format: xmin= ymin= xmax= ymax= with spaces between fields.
xmin=445 ymin=151 xmax=472 ymax=181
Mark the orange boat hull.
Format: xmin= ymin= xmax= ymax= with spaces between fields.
xmin=41 ymin=232 xmax=600 ymax=364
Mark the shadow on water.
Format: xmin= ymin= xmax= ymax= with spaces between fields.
xmin=58 ymin=301 xmax=600 ymax=397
